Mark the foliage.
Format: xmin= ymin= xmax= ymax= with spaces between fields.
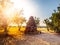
xmin=44 ymin=19 xmax=50 ymax=31
xmin=13 ymin=10 xmax=26 ymax=31
xmin=25 ymin=16 xmax=37 ymax=34
xmin=34 ymin=17 xmax=40 ymax=26
xmin=0 ymin=0 xmax=13 ymax=35
xmin=44 ymin=5 xmax=60 ymax=33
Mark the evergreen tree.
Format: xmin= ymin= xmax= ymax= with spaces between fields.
xmin=25 ymin=16 xmax=37 ymax=34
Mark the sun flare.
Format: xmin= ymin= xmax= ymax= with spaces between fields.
xmin=10 ymin=0 xmax=34 ymax=19
xmin=0 ymin=0 xmax=35 ymax=20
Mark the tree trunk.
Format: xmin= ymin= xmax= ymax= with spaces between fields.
xmin=4 ymin=26 xmax=8 ymax=36
xmin=18 ymin=24 xmax=21 ymax=31
xmin=47 ymin=26 xmax=49 ymax=31
xmin=19 ymin=26 xmax=21 ymax=31
xmin=18 ymin=23 xmax=22 ymax=31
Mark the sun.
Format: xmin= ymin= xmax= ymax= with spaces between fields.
xmin=10 ymin=0 xmax=34 ymax=19
xmin=1 ymin=0 xmax=35 ymax=19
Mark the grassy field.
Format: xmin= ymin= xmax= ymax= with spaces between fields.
xmin=37 ymin=28 xmax=54 ymax=33
xmin=0 ymin=26 xmax=54 ymax=35
xmin=0 ymin=26 xmax=59 ymax=45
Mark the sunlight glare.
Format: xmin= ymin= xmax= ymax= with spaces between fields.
xmin=11 ymin=0 xmax=35 ymax=19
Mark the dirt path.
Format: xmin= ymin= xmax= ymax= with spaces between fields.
xmin=34 ymin=33 xmax=60 ymax=45
xmin=13 ymin=34 xmax=50 ymax=45
xmin=12 ymin=32 xmax=60 ymax=45
xmin=0 ymin=32 xmax=60 ymax=45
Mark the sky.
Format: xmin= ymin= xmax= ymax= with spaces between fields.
xmin=28 ymin=0 xmax=60 ymax=26
xmin=1 ymin=0 xmax=60 ymax=26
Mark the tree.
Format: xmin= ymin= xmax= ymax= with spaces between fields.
xmin=0 ymin=0 xmax=13 ymax=35
xmin=44 ymin=19 xmax=51 ymax=31
xmin=50 ymin=11 xmax=60 ymax=33
xmin=13 ymin=10 xmax=26 ymax=31
xmin=25 ymin=16 xmax=37 ymax=34
xmin=44 ymin=5 xmax=60 ymax=33
xmin=34 ymin=17 xmax=40 ymax=26
xmin=0 ymin=15 xmax=7 ymax=34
